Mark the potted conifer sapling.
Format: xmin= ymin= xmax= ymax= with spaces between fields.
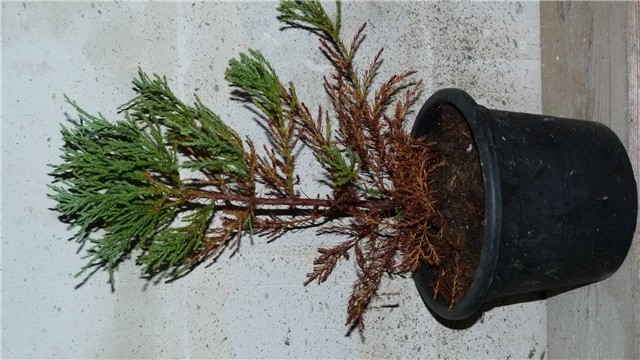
xmin=50 ymin=1 xmax=637 ymax=326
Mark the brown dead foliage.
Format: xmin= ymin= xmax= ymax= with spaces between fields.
xmin=189 ymin=18 xmax=478 ymax=328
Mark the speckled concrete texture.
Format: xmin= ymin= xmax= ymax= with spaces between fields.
xmin=3 ymin=2 xmax=544 ymax=358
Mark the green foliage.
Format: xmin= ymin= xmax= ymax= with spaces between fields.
xmin=226 ymin=50 xmax=300 ymax=196
xmin=226 ymin=50 xmax=285 ymax=122
xmin=277 ymin=0 xmax=355 ymax=86
xmin=277 ymin=0 xmax=342 ymax=39
xmin=276 ymin=0 xmax=365 ymax=188
xmin=225 ymin=49 xmax=361 ymax=190
xmin=318 ymin=144 xmax=359 ymax=187
xmin=51 ymin=74 xmax=261 ymax=285
xmin=365 ymin=186 xmax=383 ymax=199
xmin=50 ymin=99 xmax=182 ymax=284
xmin=138 ymin=203 xmax=215 ymax=278
xmin=121 ymin=70 xmax=250 ymax=181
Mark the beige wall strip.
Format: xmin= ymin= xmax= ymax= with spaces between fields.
xmin=542 ymin=2 xmax=638 ymax=358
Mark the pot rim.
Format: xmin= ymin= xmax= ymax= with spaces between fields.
xmin=411 ymin=88 xmax=502 ymax=321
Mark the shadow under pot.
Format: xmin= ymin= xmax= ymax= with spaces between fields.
xmin=411 ymin=88 xmax=637 ymax=321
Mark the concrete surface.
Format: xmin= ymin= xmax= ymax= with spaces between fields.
xmin=628 ymin=4 xmax=640 ymax=357
xmin=541 ymin=2 xmax=640 ymax=358
xmin=2 ymin=2 xmax=544 ymax=358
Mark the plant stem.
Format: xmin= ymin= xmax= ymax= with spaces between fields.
xmin=186 ymin=190 xmax=393 ymax=212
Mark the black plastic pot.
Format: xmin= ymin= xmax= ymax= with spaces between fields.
xmin=411 ymin=88 xmax=638 ymax=321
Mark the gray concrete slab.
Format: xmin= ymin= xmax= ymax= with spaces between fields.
xmin=3 ymin=2 xmax=544 ymax=358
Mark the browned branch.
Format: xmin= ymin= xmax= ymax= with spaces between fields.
xmin=185 ymin=189 xmax=395 ymax=212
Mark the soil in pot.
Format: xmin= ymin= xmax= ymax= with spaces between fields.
xmin=425 ymin=103 xmax=485 ymax=306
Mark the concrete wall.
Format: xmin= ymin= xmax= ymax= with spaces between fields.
xmin=2 ymin=2 xmax=544 ymax=358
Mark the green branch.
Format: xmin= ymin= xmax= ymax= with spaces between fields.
xmin=50 ymin=99 xmax=183 ymax=285
xmin=226 ymin=50 xmax=298 ymax=196
xmin=121 ymin=70 xmax=250 ymax=182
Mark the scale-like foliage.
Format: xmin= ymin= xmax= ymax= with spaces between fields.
xmin=226 ymin=50 xmax=285 ymax=121
xmin=278 ymin=0 xmax=342 ymax=39
xmin=226 ymin=50 xmax=298 ymax=196
xmin=121 ymin=70 xmax=250 ymax=181
xmin=50 ymin=99 xmax=182 ymax=284
xmin=138 ymin=203 xmax=216 ymax=278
